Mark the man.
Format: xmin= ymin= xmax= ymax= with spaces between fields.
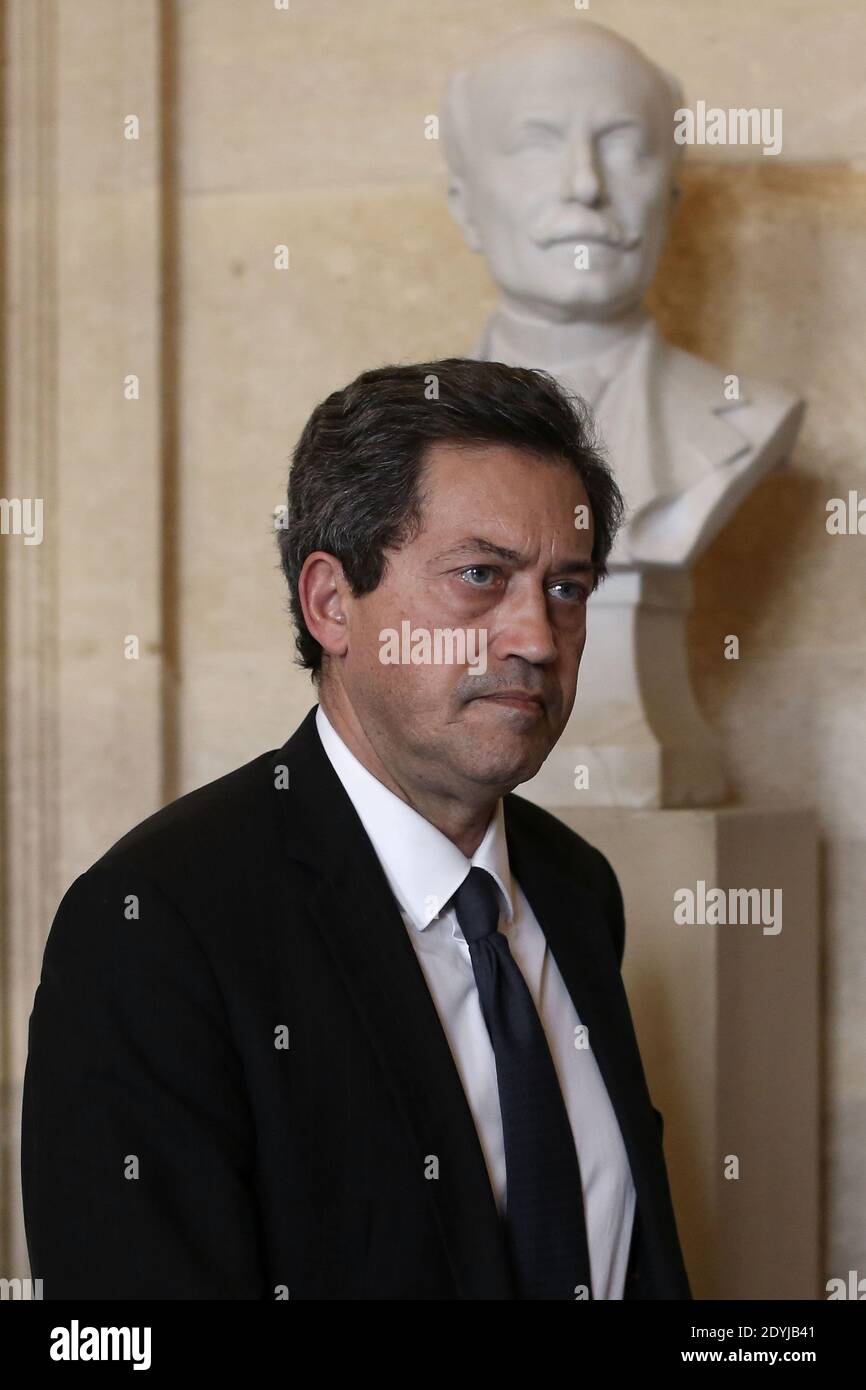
xmin=22 ymin=358 xmax=691 ymax=1300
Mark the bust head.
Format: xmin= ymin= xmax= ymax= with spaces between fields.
xmin=441 ymin=21 xmax=684 ymax=325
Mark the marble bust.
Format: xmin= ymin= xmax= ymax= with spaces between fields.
xmin=441 ymin=18 xmax=804 ymax=570
xmin=439 ymin=20 xmax=805 ymax=807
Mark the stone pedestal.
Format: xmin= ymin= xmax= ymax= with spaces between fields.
xmin=553 ymin=803 xmax=820 ymax=1300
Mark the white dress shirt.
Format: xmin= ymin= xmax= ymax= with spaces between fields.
xmin=315 ymin=704 xmax=636 ymax=1299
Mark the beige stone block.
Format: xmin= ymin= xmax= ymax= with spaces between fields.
xmin=560 ymin=803 xmax=820 ymax=1299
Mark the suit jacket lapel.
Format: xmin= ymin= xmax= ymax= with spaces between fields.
xmin=272 ymin=705 xmax=516 ymax=1299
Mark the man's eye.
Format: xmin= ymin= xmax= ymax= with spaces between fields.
xmin=552 ymin=582 xmax=589 ymax=604
xmin=459 ymin=566 xmax=496 ymax=586
xmin=458 ymin=570 xmax=588 ymax=603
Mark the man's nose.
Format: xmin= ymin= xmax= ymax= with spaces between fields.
xmin=491 ymin=586 xmax=560 ymax=666
xmin=560 ymin=135 xmax=603 ymax=205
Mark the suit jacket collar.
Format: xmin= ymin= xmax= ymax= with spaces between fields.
xmin=271 ymin=703 xmax=687 ymax=1298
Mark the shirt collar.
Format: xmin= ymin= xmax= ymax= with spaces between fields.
xmin=314 ymin=703 xmax=515 ymax=931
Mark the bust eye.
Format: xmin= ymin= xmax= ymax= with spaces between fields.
xmin=508 ymin=124 xmax=562 ymax=154
xmin=599 ymin=125 xmax=645 ymax=158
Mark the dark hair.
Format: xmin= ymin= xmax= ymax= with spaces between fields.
xmin=277 ymin=357 xmax=624 ymax=683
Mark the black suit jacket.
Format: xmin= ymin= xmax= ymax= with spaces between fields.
xmin=22 ymin=703 xmax=692 ymax=1299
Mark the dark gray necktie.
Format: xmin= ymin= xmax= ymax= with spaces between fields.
xmin=452 ymin=866 xmax=593 ymax=1300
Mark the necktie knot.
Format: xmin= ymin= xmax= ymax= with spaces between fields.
xmin=452 ymin=866 xmax=500 ymax=944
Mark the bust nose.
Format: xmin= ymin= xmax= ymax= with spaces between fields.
xmin=561 ymin=134 xmax=603 ymax=205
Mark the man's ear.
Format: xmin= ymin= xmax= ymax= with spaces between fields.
xmin=446 ymin=176 xmax=483 ymax=253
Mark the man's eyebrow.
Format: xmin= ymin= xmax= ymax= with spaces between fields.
xmin=430 ymin=537 xmax=598 ymax=577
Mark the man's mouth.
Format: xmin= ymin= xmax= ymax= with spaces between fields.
xmin=479 ymin=692 xmax=544 ymax=713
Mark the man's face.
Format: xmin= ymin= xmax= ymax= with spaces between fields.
xmin=451 ymin=37 xmax=677 ymax=322
xmin=332 ymin=441 xmax=596 ymax=803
